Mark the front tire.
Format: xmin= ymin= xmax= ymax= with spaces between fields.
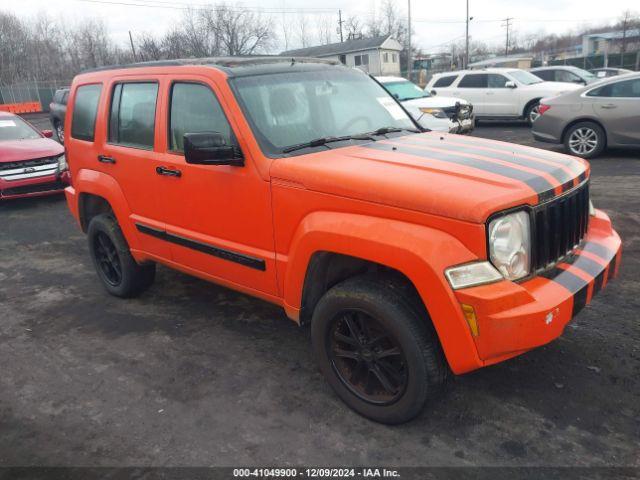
xmin=311 ymin=275 xmax=447 ymax=424
xmin=87 ymin=213 xmax=155 ymax=298
xmin=54 ymin=120 xmax=64 ymax=143
xmin=525 ymin=101 xmax=541 ymax=126
xmin=564 ymin=121 xmax=605 ymax=159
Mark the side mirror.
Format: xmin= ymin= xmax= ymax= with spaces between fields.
xmin=393 ymin=93 xmax=400 ymax=99
xmin=184 ymin=132 xmax=243 ymax=166
xmin=430 ymin=89 xmax=437 ymax=96
xmin=505 ymin=81 xmax=517 ymax=89
xmin=42 ymin=129 xmax=53 ymax=138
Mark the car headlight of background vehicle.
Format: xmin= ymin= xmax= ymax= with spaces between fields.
xmin=418 ymin=107 xmax=448 ymax=119
xmin=57 ymin=153 xmax=68 ymax=172
xmin=488 ymin=210 xmax=531 ymax=281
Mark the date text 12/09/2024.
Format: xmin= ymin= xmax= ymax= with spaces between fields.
xmin=233 ymin=468 xmax=400 ymax=478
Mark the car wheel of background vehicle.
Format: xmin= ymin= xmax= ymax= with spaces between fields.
xmin=87 ymin=213 xmax=155 ymax=298
xmin=311 ymin=274 xmax=448 ymax=424
xmin=54 ymin=121 xmax=64 ymax=143
xmin=525 ymin=101 xmax=541 ymax=125
xmin=564 ymin=122 xmax=605 ymax=159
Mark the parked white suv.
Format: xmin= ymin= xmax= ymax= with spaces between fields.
xmin=427 ymin=68 xmax=581 ymax=124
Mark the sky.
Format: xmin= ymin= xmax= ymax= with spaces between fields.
xmin=2 ymin=0 xmax=635 ymax=53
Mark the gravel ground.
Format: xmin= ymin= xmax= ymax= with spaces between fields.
xmin=1 ymin=115 xmax=638 ymax=470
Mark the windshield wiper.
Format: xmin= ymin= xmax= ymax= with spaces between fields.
xmin=368 ymin=126 xmax=420 ymax=136
xmin=282 ymin=134 xmax=373 ymax=153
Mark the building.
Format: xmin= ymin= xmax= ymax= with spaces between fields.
xmin=582 ymin=29 xmax=640 ymax=55
xmin=281 ymin=35 xmax=403 ymax=76
xmin=468 ymin=55 xmax=534 ymax=70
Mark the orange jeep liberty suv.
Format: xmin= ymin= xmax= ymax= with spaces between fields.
xmin=64 ymin=57 xmax=621 ymax=424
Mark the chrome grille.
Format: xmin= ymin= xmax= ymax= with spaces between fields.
xmin=0 ymin=156 xmax=59 ymax=181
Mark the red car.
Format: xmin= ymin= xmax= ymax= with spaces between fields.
xmin=0 ymin=111 xmax=69 ymax=200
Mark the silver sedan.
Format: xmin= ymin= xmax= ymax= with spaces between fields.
xmin=531 ymin=72 xmax=640 ymax=158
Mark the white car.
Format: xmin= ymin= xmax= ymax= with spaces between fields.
xmin=426 ymin=68 xmax=581 ymax=124
xmin=376 ymin=76 xmax=474 ymax=134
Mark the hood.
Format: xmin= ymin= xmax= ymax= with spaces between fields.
xmin=0 ymin=137 xmax=64 ymax=163
xmin=402 ymin=96 xmax=469 ymax=109
xmin=270 ymin=132 xmax=588 ymax=223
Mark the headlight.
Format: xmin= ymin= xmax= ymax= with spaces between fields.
xmin=419 ymin=107 xmax=448 ymax=119
xmin=445 ymin=261 xmax=503 ymax=290
xmin=57 ymin=153 xmax=68 ymax=172
xmin=488 ymin=210 xmax=531 ymax=281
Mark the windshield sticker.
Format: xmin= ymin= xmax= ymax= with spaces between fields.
xmin=0 ymin=120 xmax=16 ymax=128
xmin=377 ymin=97 xmax=405 ymax=120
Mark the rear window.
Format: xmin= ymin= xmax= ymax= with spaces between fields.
xmin=433 ymin=75 xmax=457 ymax=88
xmin=71 ymin=84 xmax=102 ymax=142
xmin=109 ymin=82 xmax=158 ymax=149
xmin=458 ymin=74 xmax=488 ymax=88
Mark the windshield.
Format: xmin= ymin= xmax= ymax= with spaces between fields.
xmin=231 ymin=68 xmax=415 ymax=156
xmin=0 ymin=116 xmax=41 ymax=141
xmin=508 ymin=70 xmax=543 ymax=85
xmin=382 ymin=80 xmax=429 ymax=101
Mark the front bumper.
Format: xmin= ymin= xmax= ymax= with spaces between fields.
xmin=454 ymin=208 xmax=621 ymax=365
xmin=0 ymin=171 xmax=70 ymax=200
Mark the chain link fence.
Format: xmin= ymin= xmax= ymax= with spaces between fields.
xmin=0 ymin=80 xmax=71 ymax=112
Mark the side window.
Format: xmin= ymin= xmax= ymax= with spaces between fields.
xmin=608 ymin=79 xmax=640 ymax=98
xmin=433 ymin=75 xmax=458 ymax=88
xmin=556 ymin=70 xmax=579 ymax=83
xmin=169 ymin=82 xmax=233 ymax=152
xmin=534 ymin=70 xmax=553 ymax=81
xmin=488 ymin=74 xmax=509 ymax=88
xmin=458 ymin=74 xmax=488 ymax=88
xmin=109 ymin=82 xmax=158 ymax=149
xmin=71 ymin=84 xmax=102 ymax=142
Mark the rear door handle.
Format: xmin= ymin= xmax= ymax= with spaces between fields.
xmin=600 ymin=103 xmax=617 ymax=109
xmin=156 ymin=166 xmax=182 ymax=177
xmin=98 ymin=155 xmax=116 ymax=164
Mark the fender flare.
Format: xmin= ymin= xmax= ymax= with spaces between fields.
xmin=282 ymin=211 xmax=483 ymax=373
xmin=73 ymin=169 xmax=140 ymax=251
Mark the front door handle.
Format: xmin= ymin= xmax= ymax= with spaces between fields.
xmin=600 ymin=103 xmax=617 ymax=109
xmin=98 ymin=155 xmax=116 ymax=164
xmin=156 ymin=166 xmax=182 ymax=177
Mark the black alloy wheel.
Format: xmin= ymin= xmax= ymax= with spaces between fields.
xmin=93 ymin=231 xmax=123 ymax=286
xmin=328 ymin=309 xmax=408 ymax=405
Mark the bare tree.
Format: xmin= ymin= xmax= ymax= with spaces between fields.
xmin=138 ymin=33 xmax=163 ymax=61
xmin=317 ymin=15 xmax=333 ymax=45
xmin=344 ymin=15 xmax=364 ymax=40
xmin=209 ymin=4 xmax=273 ymax=55
xmin=296 ymin=13 xmax=310 ymax=48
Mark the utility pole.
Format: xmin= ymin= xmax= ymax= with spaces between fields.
xmin=338 ymin=10 xmax=344 ymax=43
xmin=464 ymin=0 xmax=469 ymax=69
xmin=407 ymin=0 xmax=412 ymax=81
xmin=502 ymin=17 xmax=513 ymax=57
xmin=129 ymin=30 xmax=137 ymax=62
xmin=620 ymin=10 xmax=630 ymax=67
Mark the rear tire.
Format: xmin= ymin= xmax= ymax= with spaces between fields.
xmin=87 ymin=213 xmax=155 ymax=298
xmin=563 ymin=121 xmax=605 ymax=159
xmin=311 ymin=274 xmax=447 ymax=424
